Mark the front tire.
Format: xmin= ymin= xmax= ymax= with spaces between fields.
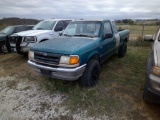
xmin=118 ymin=42 xmax=127 ymax=57
xmin=80 ymin=59 xmax=100 ymax=87
xmin=0 ymin=42 xmax=8 ymax=53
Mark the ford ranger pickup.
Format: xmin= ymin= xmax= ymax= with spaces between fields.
xmin=28 ymin=19 xmax=130 ymax=86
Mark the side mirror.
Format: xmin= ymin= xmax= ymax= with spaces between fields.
xmin=59 ymin=32 xmax=62 ymax=36
xmin=104 ymin=33 xmax=113 ymax=39
xmin=144 ymin=35 xmax=154 ymax=42
xmin=55 ymin=26 xmax=63 ymax=32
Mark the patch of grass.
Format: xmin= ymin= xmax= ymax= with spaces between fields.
xmin=39 ymin=77 xmax=78 ymax=93
xmin=66 ymin=85 xmax=119 ymax=117
xmin=128 ymin=37 xmax=152 ymax=47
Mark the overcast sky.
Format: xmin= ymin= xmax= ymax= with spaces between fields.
xmin=0 ymin=0 xmax=160 ymax=20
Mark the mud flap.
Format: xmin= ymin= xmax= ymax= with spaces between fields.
xmin=16 ymin=37 xmax=22 ymax=54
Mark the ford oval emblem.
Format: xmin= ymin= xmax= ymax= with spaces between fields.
xmin=43 ymin=53 xmax=47 ymax=56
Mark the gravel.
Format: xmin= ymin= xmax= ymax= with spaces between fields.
xmin=0 ymin=76 xmax=109 ymax=120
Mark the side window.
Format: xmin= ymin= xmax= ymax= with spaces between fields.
xmin=112 ymin=21 xmax=118 ymax=33
xmin=54 ymin=21 xmax=64 ymax=31
xmin=15 ymin=26 xmax=26 ymax=33
xmin=103 ymin=22 xmax=112 ymax=35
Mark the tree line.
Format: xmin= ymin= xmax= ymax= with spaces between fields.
xmin=0 ymin=17 xmax=40 ymax=29
xmin=116 ymin=19 xmax=160 ymax=25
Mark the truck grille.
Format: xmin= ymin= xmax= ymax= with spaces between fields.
xmin=34 ymin=51 xmax=61 ymax=65
xmin=9 ymin=36 xmax=23 ymax=44
xmin=9 ymin=36 xmax=18 ymax=44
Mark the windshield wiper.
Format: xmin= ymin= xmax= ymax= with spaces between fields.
xmin=63 ymin=34 xmax=72 ymax=37
xmin=73 ymin=34 xmax=93 ymax=38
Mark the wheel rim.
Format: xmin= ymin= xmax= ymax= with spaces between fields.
xmin=1 ymin=44 xmax=8 ymax=53
xmin=91 ymin=66 xmax=99 ymax=84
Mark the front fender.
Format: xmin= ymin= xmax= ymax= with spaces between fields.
xmin=79 ymin=50 xmax=100 ymax=65
xmin=37 ymin=35 xmax=52 ymax=43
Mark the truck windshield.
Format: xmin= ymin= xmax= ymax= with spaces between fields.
xmin=1 ymin=26 xmax=14 ymax=35
xmin=63 ymin=21 xmax=101 ymax=38
xmin=33 ymin=21 xmax=56 ymax=30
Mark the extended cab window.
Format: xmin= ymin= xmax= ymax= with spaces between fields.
xmin=103 ymin=22 xmax=113 ymax=35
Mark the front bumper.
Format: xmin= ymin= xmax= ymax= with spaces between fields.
xmin=146 ymin=73 xmax=160 ymax=103
xmin=28 ymin=60 xmax=86 ymax=81
xmin=10 ymin=43 xmax=30 ymax=53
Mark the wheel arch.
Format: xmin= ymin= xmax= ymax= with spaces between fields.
xmin=39 ymin=39 xmax=49 ymax=43
xmin=87 ymin=52 xmax=100 ymax=63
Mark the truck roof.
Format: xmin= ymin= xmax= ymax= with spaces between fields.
xmin=43 ymin=19 xmax=74 ymax=21
xmin=71 ymin=19 xmax=115 ymax=22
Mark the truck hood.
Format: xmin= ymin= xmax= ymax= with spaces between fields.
xmin=31 ymin=37 xmax=99 ymax=54
xmin=0 ymin=33 xmax=6 ymax=41
xmin=12 ymin=30 xmax=50 ymax=36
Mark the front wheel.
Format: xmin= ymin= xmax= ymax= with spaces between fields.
xmin=0 ymin=42 xmax=8 ymax=53
xmin=118 ymin=42 xmax=127 ymax=57
xmin=80 ymin=59 xmax=100 ymax=87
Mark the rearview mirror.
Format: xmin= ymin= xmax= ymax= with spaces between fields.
xmin=55 ymin=26 xmax=63 ymax=32
xmin=144 ymin=35 xmax=154 ymax=42
xmin=104 ymin=33 xmax=113 ymax=39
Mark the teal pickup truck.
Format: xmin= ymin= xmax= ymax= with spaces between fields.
xmin=28 ymin=20 xmax=129 ymax=86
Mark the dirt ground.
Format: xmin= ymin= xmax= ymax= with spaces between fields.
xmin=0 ymin=49 xmax=160 ymax=120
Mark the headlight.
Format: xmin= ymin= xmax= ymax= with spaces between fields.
xmin=28 ymin=50 xmax=34 ymax=59
xmin=152 ymin=66 xmax=160 ymax=76
xmin=23 ymin=36 xmax=36 ymax=42
xmin=59 ymin=55 xmax=79 ymax=65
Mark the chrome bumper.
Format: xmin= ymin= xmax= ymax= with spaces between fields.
xmin=148 ymin=73 xmax=160 ymax=93
xmin=10 ymin=43 xmax=30 ymax=53
xmin=27 ymin=60 xmax=86 ymax=81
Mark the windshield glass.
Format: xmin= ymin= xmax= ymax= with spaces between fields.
xmin=63 ymin=21 xmax=101 ymax=37
xmin=1 ymin=26 xmax=14 ymax=35
xmin=33 ymin=21 xmax=56 ymax=30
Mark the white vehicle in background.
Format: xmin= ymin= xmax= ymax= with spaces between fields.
xmin=9 ymin=19 xmax=73 ymax=55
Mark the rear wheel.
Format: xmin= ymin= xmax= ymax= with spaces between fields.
xmin=80 ymin=59 xmax=100 ymax=87
xmin=118 ymin=42 xmax=127 ymax=57
xmin=0 ymin=42 xmax=8 ymax=53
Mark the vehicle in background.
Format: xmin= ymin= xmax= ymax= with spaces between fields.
xmin=0 ymin=25 xmax=34 ymax=53
xmin=143 ymin=27 xmax=160 ymax=104
xmin=28 ymin=19 xmax=130 ymax=87
xmin=9 ymin=19 xmax=73 ymax=55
